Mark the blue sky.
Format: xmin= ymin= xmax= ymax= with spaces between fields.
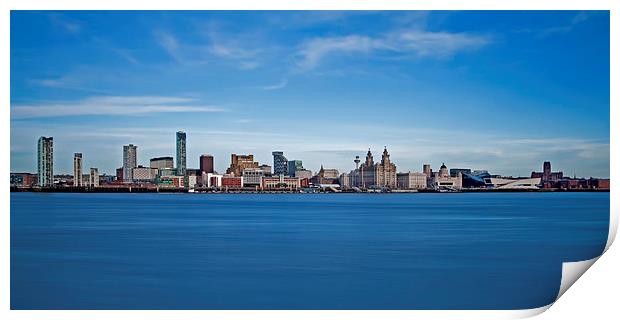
xmin=10 ymin=11 xmax=610 ymax=177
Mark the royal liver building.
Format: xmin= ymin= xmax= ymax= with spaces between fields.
xmin=344 ymin=147 xmax=397 ymax=189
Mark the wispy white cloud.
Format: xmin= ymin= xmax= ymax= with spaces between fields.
xmin=49 ymin=14 xmax=82 ymax=34
xmin=537 ymin=11 xmax=593 ymax=38
xmin=111 ymin=48 xmax=140 ymax=65
xmin=154 ymin=31 xmax=189 ymax=64
xmin=297 ymin=35 xmax=375 ymax=70
xmin=11 ymin=95 xmax=227 ymax=119
xmin=154 ymin=27 xmax=264 ymax=69
xmin=203 ymin=25 xmax=264 ymax=70
xmin=296 ymin=29 xmax=490 ymax=70
xmin=262 ymin=79 xmax=288 ymax=91
xmin=233 ymin=119 xmax=255 ymax=124
xmin=30 ymin=76 xmax=109 ymax=94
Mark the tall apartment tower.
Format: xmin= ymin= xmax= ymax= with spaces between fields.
xmin=37 ymin=136 xmax=54 ymax=187
xmin=176 ymin=131 xmax=187 ymax=176
xmin=90 ymin=168 xmax=99 ymax=187
xmin=73 ymin=153 xmax=83 ymax=187
xmin=272 ymin=151 xmax=288 ymax=176
xmin=123 ymin=144 xmax=137 ymax=182
xmin=200 ymin=154 xmax=214 ymax=174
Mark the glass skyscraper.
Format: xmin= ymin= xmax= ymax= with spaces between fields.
xmin=176 ymin=131 xmax=187 ymax=176
xmin=287 ymin=160 xmax=303 ymax=177
xmin=272 ymin=151 xmax=288 ymax=176
xmin=37 ymin=136 xmax=53 ymax=187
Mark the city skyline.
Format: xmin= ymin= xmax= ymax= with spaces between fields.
xmin=18 ymin=132 xmax=609 ymax=181
xmin=11 ymin=11 xmax=610 ymax=177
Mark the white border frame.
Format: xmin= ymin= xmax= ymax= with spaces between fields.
xmin=2 ymin=1 xmax=617 ymax=319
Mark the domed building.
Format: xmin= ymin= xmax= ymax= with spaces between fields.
xmin=431 ymin=163 xmax=463 ymax=190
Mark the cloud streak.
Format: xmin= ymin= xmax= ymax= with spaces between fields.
xmin=49 ymin=14 xmax=82 ymax=34
xmin=154 ymin=27 xmax=263 ymax=69
xmin=11 ymin=95 xmax=227 ymax=119
xmin=537 ymin=11 xmax=593 ymax=38
xmin=262 ymin=79 xmax=288 ymax=91
xmin=297 ymin=29 xmax=491 ymax=70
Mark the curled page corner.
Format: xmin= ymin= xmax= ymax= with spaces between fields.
xmin=605 ymin=206 xmax=618 ymax=252
xmin=510 ymin=304 xmax=553 ymax=319
xmin=556 ymin=256 xmax=600 ymax=301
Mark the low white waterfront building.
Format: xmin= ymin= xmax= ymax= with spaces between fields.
xmin=397 ymin=172 xmax=427 ymax=190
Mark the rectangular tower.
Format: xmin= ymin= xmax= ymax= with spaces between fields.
xmin=200 ymin=154 xmax=214 ymax=174
xmin=272 ymin=151 xmax=288 ymax=176
xmin=423 ymin=164 xmax=432 ymax=178
xmin=123 ymin=144 xmax=137 ymax=182
xmin=287 ymin=160 xmax=303 ymax=177
xmin=73 ymin=153 xmax=83 ymax=186
xmin=90 ymin=168 xmax=99 ymax=187
xmin=150 ymin=156 xmax=174 ymax=170
xmin=37 ymin=136 xmax=54 ymax=187
xmin=176 ymin=131 xmax=187 ymax=176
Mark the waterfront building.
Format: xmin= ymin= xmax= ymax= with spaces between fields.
xmin=430 ymin=163 xmax=463 ymax=190
xmin=568 ymin=178 xmax=610 ymax=190
xmin=462 ymin=171 xmax=492 ymax=188
xmin=10 ymin=173 xmax=38 ymax=187
xmin=242 ymin=168 xmax=265 ymax=186
xmin=339 ymin=173 xmax=350 ymax=188
xmin=342 ymin=170 xmax=361 ymax=189
xmin=37 ymin=136 xmax=54 ymax=187
xmin=158 ymin=175 xmax=185 ymax=188
xmin=287 ymin=160 xmax=303 ymax=177
xmin=423 ymin=164 xmax=432 ymax=178
xmin=53 ymin=174 xmax=71 ymax=186
xmin=592 ymin=178 xmax=610 ymax=189
xmin=73 ymin=153 xmax=83 ymax=187
xmin=123 ymin=144 xmax=137 ymax=182
xmin=397 ymin=172 xmax=427 ymax=190
xmin=150 ymin=156 xmax=174 ymax=170
xmin=115 ymin=167 xmax=123 ymax=181
xmin=272 ymin=151 xmax=288 ymax=176
xmin=353 ymin=147 xmax=397 ymax=189
xmin=221 ymin=176 xmax=243 ymax=189
xmin=258 ymin=164 xmax=272 ymax=175
xmin=132 ymin=166 xmax=158 ymax=182
xmin=187 ymin=175 xmax=198 ymax=190
xmin=186 ymin=168 xmax=201 ymax=177
xmin=295 ymin=169 xmax=313 ymax=180
xmin=261 ymin=176 xmax=301 ymax=190
xmin=450 ymin=168 xmax=471 ymax=177
xmin=100 ymin=174 xmax=115 ymax=185
xmin=488 ymin=177 xmax=541 ymax=189
xmin=200 ymin=154 xmax=214 ymax=174
xmin=472 ymin=170 xmax=490 ymax=176
xmin=176 ymin=131 xmax=187 ymax=176
xmin=311 ymin=165 xmax=340 ymax=185
xmin=89 ymin=168 xmax=99 ymax=187
xmin=226 ymin=154 xmax=259 ymax=176
xmin=203 ymin=173 xmax=223 ymax=188
xmin=531 ymin=161 xmax=563 ymax=188
xmin=158 ymin=168 xmax=177 ymax=177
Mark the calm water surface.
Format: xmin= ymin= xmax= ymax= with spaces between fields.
xmin=10 ymin=192 xmax=609 ymax=309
